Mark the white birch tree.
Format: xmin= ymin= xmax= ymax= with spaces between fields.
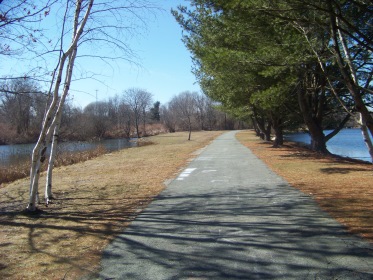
xmin=26 ymin=0 xmax=158 ymax=211
xmin=28 ymin=0 xmax=92 ymax=211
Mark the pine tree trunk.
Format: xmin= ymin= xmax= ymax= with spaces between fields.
xmin=297 ymin=81 xmax=328 ymax=154
xmin=251 ymin=117 xmax=261 ymax=137
xmin=253 ymin=112 xmax=267 ymax=140
xmin=272 ymin=118 xmax=283 ymax=148
xmin=264 ymin=123 xmax=271 ymax=142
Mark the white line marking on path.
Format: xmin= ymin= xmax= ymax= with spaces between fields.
xmin=176 ymin=168 xmax=197 ymax=181
xmin=211 ymin=180 xmax=227 ymax=183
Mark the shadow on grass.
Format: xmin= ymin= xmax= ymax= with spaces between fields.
xmin=255 ymin=140 xmax=373 ymax=166
xmin=0 ymin=186 xmax=156 ymax=279
xmin=0 ymin=194 xmax=152 ymax=235
xmin=319 ymin=167 xmax=370 ymax=174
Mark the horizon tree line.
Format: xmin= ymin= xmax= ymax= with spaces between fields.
xmin=0 ymin=78 xmax=243 ymax=145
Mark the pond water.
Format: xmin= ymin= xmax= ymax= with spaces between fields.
xmin=285 ymin=128 xmax=372 ymax=163
xmin=0 ymin=138 xmax=137 ymax=167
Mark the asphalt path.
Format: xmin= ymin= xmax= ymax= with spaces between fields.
xmin=94 ymin=131 xmax=373 ymax=279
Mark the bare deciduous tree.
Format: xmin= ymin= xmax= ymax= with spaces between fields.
xmin=160 ymin=103 xmax=178 ymax=133
xmin=194 ymin=92 xmax=209 ymax=130
xmin=170 ymin=91 xmax=197 ymax=140
xmin=0 ymin=78 xmax=46 ymax=139
xmin=123 ymin=88 xmax=153 ymax=138
xmin=161 ymin=92 xmax=227 ymax=134
xmin=0 ymin=0 xmax=57 ymax=56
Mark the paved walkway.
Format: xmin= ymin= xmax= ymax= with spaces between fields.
xmin=95 ymin=131 xmax=373 ymax=279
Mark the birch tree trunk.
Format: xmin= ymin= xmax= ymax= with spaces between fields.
xmin=45 ymin=48 xmax=78 ymax=204
xmin=45 ymin=124 xmax=59 ymax=202
xmin=27 ymin=56 xmax=68 ymax=211
xmin=45 ymin=0 xmax=82 ymax=205
xmin=27 ymin=0 xmax=94 ymax=211
xmin=328 ymin=4 xmax=373 ymax=161
xmin=359 ymin=113 xmax=373 ymax=162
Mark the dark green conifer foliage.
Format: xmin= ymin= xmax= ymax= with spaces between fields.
xmin=173 ymin=0 xmax=372 ymax=153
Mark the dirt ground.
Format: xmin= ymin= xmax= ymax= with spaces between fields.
xmin=236 ymin=130 xmax=373 ymax=243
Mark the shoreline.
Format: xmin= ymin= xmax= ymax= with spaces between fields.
xmin=284 ymin=128 xmax=372 ymax=163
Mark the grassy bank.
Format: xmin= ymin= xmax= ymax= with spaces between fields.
xmin=0 ymin=146 xmax=108 ymax=186
xmin=236 ymin=130 xmax=373 ymax=243
xmin=0 ymin=131 xmax=223 ymax=279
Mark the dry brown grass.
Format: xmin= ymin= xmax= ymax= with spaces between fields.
xmin=0 ymin=146 xmax=108 ymax=186
xmin=0 ymin=131 xmax=223 ymax=280
xmin=236 ymin=130 xmax=373 ymax=243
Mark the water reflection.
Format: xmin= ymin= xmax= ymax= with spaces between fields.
xmin=0 ymin=138 xmax=137 ymax=167
xmin=285 ymin=128 xmax=372 ymax=162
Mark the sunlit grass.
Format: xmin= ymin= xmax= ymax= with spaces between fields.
xmin=0 ymin=131 xmax=223 ymax=279
xmin=236 ymin=130 xmax=373 ymax=243
xmin=0 ymin=145 xmax=108 ymax=186
xmin=0 ymin=161 xmax=30 ymax=186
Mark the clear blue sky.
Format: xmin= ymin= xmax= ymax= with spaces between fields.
xmin=0 ymin=1 xmax=198 ymax=108
xmin=70 ymin=1 xmax=199 ymax=108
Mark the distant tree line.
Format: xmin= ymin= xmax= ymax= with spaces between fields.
xmin=162 ymin=91 xmax=245 ymax=139
xmin=0 ymin=79 xmax=243 ymax=144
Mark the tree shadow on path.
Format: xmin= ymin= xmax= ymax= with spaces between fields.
xmin=96 ymin=184 xmax=373 ymax=280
